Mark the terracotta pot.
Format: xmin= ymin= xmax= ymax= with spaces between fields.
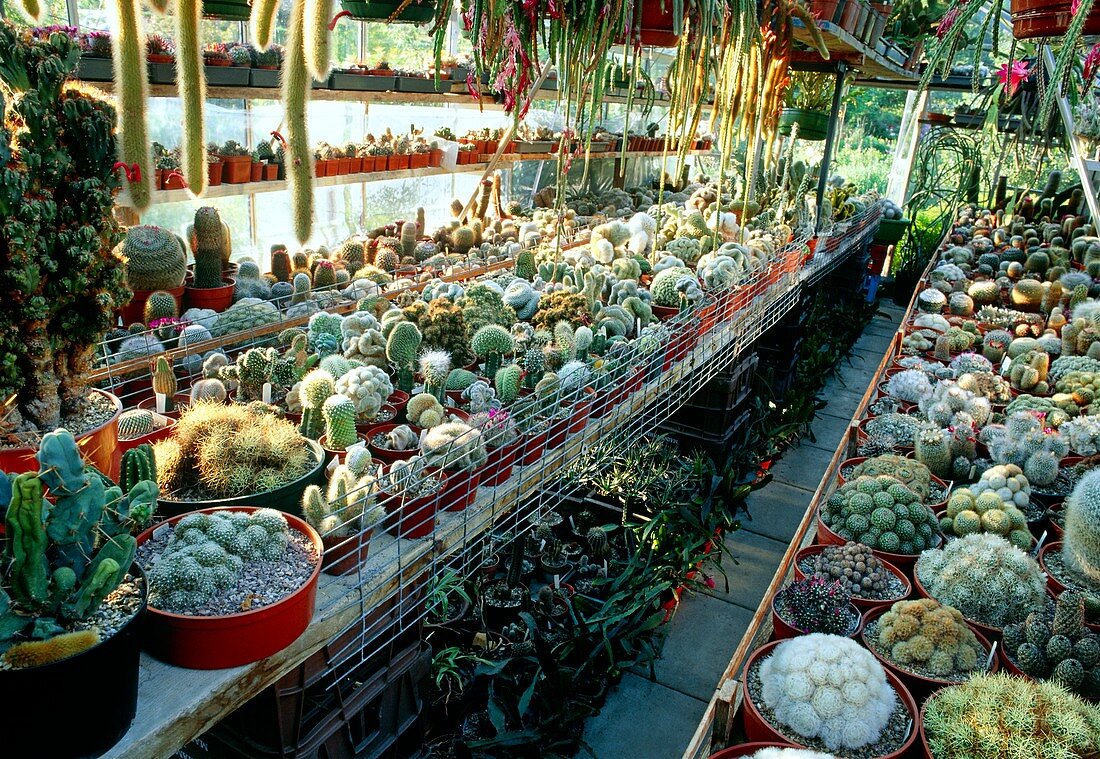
xmin=314 ymin=160 xmax=325 ymax=177
xmin=220 ymin=154 xmax=252 ymax=184
xmin=1011 ymin=0 xmax=1100 ymax=38
xmin=324 ymin=159 xmax=340 ymax=177
xmin=429 ymin=148 xmax=443 ymax=166
xmin=792 ymin=544 xmax=912 ymax=611
xmin=860 ymin=605 xmax=999 ymax=704
xmin=184 ymin=278 xmax=235 ymax=313
xmin=321 ymin=530 xmax=371 ymax=575
xmin=263 ymin=163 xmax=278 ymax=180
xmin=249 ymin=161 xmax=263 ymax=182
xmin=0 ymin=389 xmax=123 ymax=482
xmin=390 ymin=154 xmax=410 ymax=170
xmin=741 ymin=640 xmax=919 ymax=756
xmin=338 ymin=157 xmax=353 ymax=174
xmin=136 ymin=507 xmax=323 ymax=669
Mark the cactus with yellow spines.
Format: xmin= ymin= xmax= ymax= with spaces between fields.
xmin=109 ymin=0 xmax=152 ymax=210
xmin=174 ymin=0 xmax=207 ymax=195
xmin=304 ymin=0 xmax=336 ymax=81
xmin=282 ymin=0 xmax=315 ymax=243
xmin=250 ymin=0 xmax=281 ymax=51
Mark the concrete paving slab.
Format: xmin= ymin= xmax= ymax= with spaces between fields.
xmin=638 ymin=594 xmax=755 ymax=701
xmin=770 ymin=444 xmax=834 ymax=491
xmin=741 ymin=481 xmax=814 ymax=543
xmin=581 ymin=672 xmax=707 ymax=759
xmin=703 ymin=529 xmax=789 ymax=610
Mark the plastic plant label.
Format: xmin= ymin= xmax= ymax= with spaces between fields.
xmin=553 ymin=574 xmax=560 ymax=588
xmin=986 ymin=640 xmax=998 ymax=670
xmin=262 ymin=382 xmax=272 ymax=404
xmin=155 ymin=392 xmax=167 ymax=414
xmin=1001 ymin=355 xmax=1012 ymax=375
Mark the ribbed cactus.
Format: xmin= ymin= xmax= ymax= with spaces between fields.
xmin=400 ymin=221 xmax=417 ymax=261
xmin=193 ymin=207 xmax=228 ymax=289
xmin=299 ymin=368 xmax=336 ymax=439
xmin=1064 ymin=469 xmax=1100 ymax=586
xmin=110 ymin=0 xmax=152 ymax=209
xmin=283 ymin=0 xmax=315 ymax=243
xmin=118 ymin=408 xmax=156 ymax=439
xmin=143 ymin=290 xmax=179 ymax=323
xmin=494 ymin=364 xmax=522 ymax=404
xmin=120 ymin=443 xmax=156 ymax=493
xmin=386 ymin=321 xmax=422 ymax=393
xmin=471 ymin=324 xmax=515 ymax=378
xmin=271 ymin=246 xmax=291 ymax=281
xmin=175 ymin=0 xmax=207 ymax=195
xmin=322 ymin=393 xmax=358 ymax=450
xmin=120 ymin=226 xmax=187 ymax=290
xmin=250 ymin=0 xmax=281 ymax=50
xmin=515 ymin=248 xmax=535 ymax=280
xmin=292 ymin=272 xmax=312 ymax=304
xmin=915 ymin=425 xmax=952 ymax=479
xmin=151 ymin=355 xmax=177 ymax=411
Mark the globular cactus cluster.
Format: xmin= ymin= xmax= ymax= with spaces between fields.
xmin=875 ymin=598 xmax=984 ymax=678
xmin=918 ymin=379 xmax=991 ymax=428
xmin=822 ymin=475 xmax=938 ymax=555
xmin=420 ymin=421 xmax=487 ymax=472
xmin=939 ymin=486 xmax=1031 ymax=549
xmin=916 ymin=533 xmax=1047 ymax=629
xmin=406 ymin=392 xmax=445 ymax=428
xmin=776 ymin=576 xmax=853 ymax=635
xmin=759 ymin=634 xmax=896 ymax=750
xmin=1003 ymin=590 xmax=1100 ymax=697
xmin=148 ymin=509 xmax=290 ymax=612
xmin=983 ymin=413 xmax=1068 ymax=486
xmin=806 ymin=541 xmax=892 ymax=599
xmin=1009 ymin=349 xmax=1051 ymax=393
xmin=334 ymin=366 xmax=394 ymax=420
xmin=0 ymin=429 xmax=157 ymax=668
xmin=847 ymin=454 xmax=933 ymax=501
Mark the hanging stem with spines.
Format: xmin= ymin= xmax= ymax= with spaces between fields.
xmin=12 ymin=0 xmax=41 ymax=20
xmin=304 ymin=0 xmax=336 ymax=81
xmin=250 ymin=0 xmax=281 ymax=51
xmin=283 ymin=0 xmax=315 ymax=243
xmin=147 ymin=0 xmax=171 ymax=12
xmin=175 ymin=0 xmax=207 ymax=195
xmin=1041 ymin=0 xmax=1096 ymax=124
xmin=920 ymin=0 xmax=1001 ymax=91
xmin=110 ymin=0 xmax=153 ymax=210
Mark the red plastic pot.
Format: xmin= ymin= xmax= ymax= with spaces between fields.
xmin=545 ymin=414 xmax=570 ymax=450
xmin=442 ymin=466 xmax=482 ymax=512
xmin=568 ymin=388 xmax=595 ymax=434
xmin=119 ymin=284 xmax=185 ymax=326
xmin=318 ymin=433 xmax=366 ymax=461
xmin=741 ymin=640 xmax=919 ymax=756
xmin=386 ymin=389 xmax=410 ymax=419
xmin=379 ymin=469 xmax=443 ymax=539
xmin=482 ymin=442 xmax=519 ymax=487
xmin=1011 ymin=0 xmax=1100 ymax=38
xmin=117 ymin=413 xmax=176 ymax=453
xmin=365 ymin=422 xmax=422 ymax=464
xmin=816 ymin=508 xmax=940 ymax=577
xmin=0 ymin=388 xmax=123 ymax=482
xmin=860 ymin=605 xmax=999 ymax=704
xmin=321 ymin=530 xmax=371 ymax=576
xmin=136 ymin=392 xmax=192 ymax=421
xmin=517 ymin=428 xmax=549 ymax=466
xmin=136 ymin=506 xmax=323 ymax=669
xmin=792 ymin=544 xmax=912 ymax=611
xmin=184 ymin=278 xmax=235 ymax=313
xmin=708 ymin=743 xmax=800 ymax=758
xmin=770 ymin=592 xmax=862 ymax=640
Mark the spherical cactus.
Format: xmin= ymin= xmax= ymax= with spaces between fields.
xmin=445 ymin=368 xmax=478 ymax=391
xmin=406 ymin=392 xmax=444 ymax=428
xmin=494 ymin=364 xmax=522 ymax=404
xmin=190 ymin=378 xmax=227 ymax=403
xmin=650 ymin=266 xmax=697 ymax=308
xmin=876 ymin=598 xmax=983 ymax=677
xmin=119 ymin=225 xmax=187 ymax=291
xmin=143 ymin=289 xmax=179 ymax=324
xmin=759 ymin=634 xmax=896 ymax=750
xmin=1063 ymin=468 xmax=1100 ymax=588
xmin=118 ymin=408 xmax=156 ymax=439
xmin=967 ymin=280 xmax=1000 ymax=306
xmin=321 ymin=393 xmax=358 ymax=450
xmin=1011 ymin=279 xmax=1045 ymax=311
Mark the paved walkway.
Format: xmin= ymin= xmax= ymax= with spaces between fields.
xmin=579 ymin=302 xmax=906 ymax=759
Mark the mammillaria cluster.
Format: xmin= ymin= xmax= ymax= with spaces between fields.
xmin=148 ymin=509 xmax=290 ymax=612
xmin=884 ymin=369 xmax=932 ymax=403
xmin=939 ymin=487 xmax=1032 ymax=549
xmin=759 ymin=634 xmax=896 ymax=750
xmin=847 ymin=454 xmax=933 ymax=501
xmin=806 ymin=542 xmax=892 ymax=598
xmin=983 ymin=412 xmax=1068 ymax=486
xmin=916 ymin=533 xmax=1047 ymax=629
xmin=776 ymin=577 xmax=854 ymax=635
xmin=874 ymin=598 xmax=984 ymax=678
xmin=822 ymin=475 xmax=938 ymax=554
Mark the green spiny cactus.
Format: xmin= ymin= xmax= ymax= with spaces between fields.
xmin=250 ymin=0 xmax=280 ymax=50
xmin=419 ymin=350 xmax=451 ymax=403
xmin=143 ymin=290 xmax=179 ymax=323
xmin=110 ymin=0 xmax=152 ymax=209
xmin=322 ymin=393 xmax=358 ymax=450
xmin=283 ymin=0 xmax=315 ymax=243
xmin=471 ymin=324 xmax=514 ymax=378
xmin=292 ymin=272 xmax=312 ymax=304
xmin=916 ymin=425 xmax=952 ymax=479
xmin=120 ymin=443 xmax=156 ymax=493
xmin=386 ymin=321 xmax=422 ymax=393
xmin=174 ymin=0 xmax=207 ymax=194
xmin=120 ymin=226 xmax=187 ymax=291
xmin=1063 ymin=469 xmax=1100 ymax=587
xmin=494 ymin=363 xmax=521 ymax=404
xmin=151 ymin=355 xmax=177 ymax=410
xmin=304 ymin=0 xmax=335 ymax=81
xmin=193 ymin=207 xmax=228 ymax=289
xmin=400 ymin=220 xmax=417 ymax=261
xmin=118 ymin=408 xmax=155 ymax=439
xmin=522 ymin=348 xmax=545 ymax=388
xmin=313 ymin=259 xmax=337 ymax=290
xmin=189 ymin=378 xmax=226 ymax=403
xmin=299 ymin=368 xmax=336 ymax=439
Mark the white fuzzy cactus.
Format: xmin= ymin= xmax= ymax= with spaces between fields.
xmin=334 ymin=365 xmax=393 ymax=419
xmin=747 ymin=750 xmax=835 ymax=759
xmin=885 ymin=369 xmax=933 ymax=403
xmin=1061 ymin=415 xmax=1100 ymax=455
xmin=759 ymin=634 xmax=895 ymax=750
xmin=917 ymin=379 xmax=992 ymax=427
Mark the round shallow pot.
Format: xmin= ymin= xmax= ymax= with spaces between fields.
xmin=366 ymin=422 xmax=422 ymax=464
xmin=117 ymin=413 xmax=176 ymax=453
xmin=0 ymin=564 xmax=146 ymax=758
xmin=708 ymin=742 xmax=800 ymax=758
xmin=137 ymin=508 xmax=322 ymax=669
xmin=860 ymin=605 xmax=999 ymax=704
xmin=741 ymin=640 xmax=919 ymax=756
xmin=770 ymin=593 xmax=862 ymax=640
xmin=792 ymin=544 xmax=912 ymax=611
xmin=816 ymin=508 xmax=939 ymax=577
xmin=156 ymin=439 xmax=326 ymax=518
xmin=0 ymin=388 xmax=122 ymax=482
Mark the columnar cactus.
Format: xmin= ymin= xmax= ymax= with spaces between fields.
xmin=1063 ymin=468 xmax=1100 ymax=588
xmin=120 ymin=443 xmax=156 ymax=494
xmin=386 ymin=321 xmax=423 ymax=393
xmin=420 ymin=350 xmax=452 ymax=403
xmin=298 ymin=368 xmax=336 ymax=439
xmin=174 ymin=0 xmax=207 ymax=194
xmin=193 ymin=207 xmax=229 ymax=289
xmin=282 ymin=0 xmax=315 ymax=243
xmin=250 ymin=0 xmax=280 ymax=50
xmin=321 ymin=394 xmax=358 ymax=450
xmin=151 ymin=355 xmax=178 ymax=411
xmin=471 ymin=324 xmax=515 ymax=378
xmin=109 ymin=0 xmax=152 ymax=209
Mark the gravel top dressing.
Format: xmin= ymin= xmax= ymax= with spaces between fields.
xmin=138 ymin=526 xmax=319 ymax=616
xmin=1 ymin=390 xmax=115 ymax=448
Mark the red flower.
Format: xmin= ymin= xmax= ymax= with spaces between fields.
xmin=936 ymin=6 xmax=961 ymax=39
xmin=1085 ymin=43 xmax=1100 ymax=85
xmin=997 ymin=60 xmax=1031 ymax=98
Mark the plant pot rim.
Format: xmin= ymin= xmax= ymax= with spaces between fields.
xmin=157 ymin=439 xmax=325 ymax=510
xmin=136 ymin=506 xmax=322 ymax=622
xmin=0 ymin=387 xmax=122 ymax=457
xmin=817 ymin=506 xmax=943 ymax=563
xmin=859 ymin=604 xmax=999 ymax=688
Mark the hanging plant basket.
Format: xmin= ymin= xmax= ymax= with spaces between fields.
xmin=204 ymin=0 xmax=252 ymax=21
xmin=1010 ymin=0 xmax=1100 ymax=39
xmin=340 ymin=0 xmax=437 ymax=23
xmin=778 ymin=108 xmax=829 ymax=140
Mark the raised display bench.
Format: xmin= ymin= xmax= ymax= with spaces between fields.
xmin=98 ymin=211 xmax=880 ymax=759
xmin=791 ymin=18 xmax=918 ymax=84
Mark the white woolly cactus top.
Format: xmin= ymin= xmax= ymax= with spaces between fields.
xmin=916 ymin=533 xmax=1047 ymax=629
xmin=759 ymin=634 xmax=896 ymax=750
xmin=747 ymin=750 xmax=836 ymax=759
xmin=885 ymin=369 xmax=933 ymax=403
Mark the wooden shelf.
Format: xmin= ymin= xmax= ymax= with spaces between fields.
xmin=120 ymin=151 xmax=710 ymax=207
xmin=791 ymin=19 xmax=917 ymax=84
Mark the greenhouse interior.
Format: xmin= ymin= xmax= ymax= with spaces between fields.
xmin=5 ymin=0 xmax=1100 ymax=757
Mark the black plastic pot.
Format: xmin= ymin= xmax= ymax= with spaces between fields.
xmin=156 ymin=440 xmax=326 ymax=519
xmin=341 ymin=0 xmax=437 ymax=22
xmin=0 ymin=565 xmax=147 ymax=758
